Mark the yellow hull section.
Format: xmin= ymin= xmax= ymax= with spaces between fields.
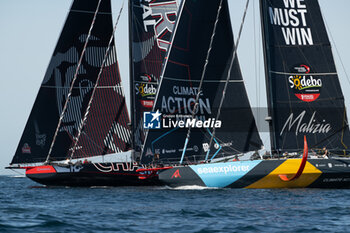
xmin=246 ymin=159 xmax=322 ymax=189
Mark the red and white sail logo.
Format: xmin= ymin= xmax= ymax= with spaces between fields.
xmin=288 ymin=65 xmax=322 ymax=102
xmin=22 ymin=143 xmax=31 ymax=154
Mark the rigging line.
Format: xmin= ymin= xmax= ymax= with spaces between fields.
xmin=151 ymin=127 xmax=180 ymax=154
xmin=205 ymin=0 xmax=250 ymax=161
xmin=163 ymin=76 xmax=244 ymax=83
xmin=270 ymin=71 xmax=337 ymax=76
xmin=8 ymin=168 xmax=25 ymax=177
xmin=257 ymin=1 xmax=262 ymax=129
xmin=71 ymin=9 xmax=111 ymax=15
xmin=321 ymin=6 xmax=350 ymax=88
xmin=205 ymin=129 xmax=222 ymax=161
xmin=201 ymin=127 xmax=242 ymax=154
xmin=308 ymin=124 xmax=350 ymax=151
xmin=253 ymin=0 xmax=258 ymax=121
xmin=70 ymin=0 xmax=126 ymax=160
xmin=179 ymin=0 xmax=224 ymax=165
xmin=45 ymin=0 xmax=103 ymax=163
xmin=341 ymin=109 xmax=348 ymax=151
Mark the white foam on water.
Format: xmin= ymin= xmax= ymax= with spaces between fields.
xmin=171 ymin=185 xmax=219 ymax=190
xmin=5 ymin=175 xmax=26 ymax=178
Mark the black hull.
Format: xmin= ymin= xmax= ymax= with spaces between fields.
xmin=27 ymin=172 xmax=159 ymax=187
xmin=25 ymin=162 xmax=160 ymax=187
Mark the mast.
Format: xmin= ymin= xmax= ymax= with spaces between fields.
xmin=128 ymin=0 xmax=136 ymax=160
xmin=129 ymin=0 xmax=179 ymax=160
xmin=259 ymin=0 xmax=276 ymax=153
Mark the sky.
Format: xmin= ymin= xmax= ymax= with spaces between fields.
xmin=0 ymin=0 xmax=349 ymax=175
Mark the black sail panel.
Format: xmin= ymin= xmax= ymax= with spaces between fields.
xmin=141 ymin=0 xmax=263 ymax=164
xmin=260 ymin=0 xmax=350 ymax=153
xmin=72 ymin=41 xmax=131 ymax=158
xmin=130 ymin=0 xmax=179 ymax=157
xmin=12 ymin=0 xmax=131 ymax=164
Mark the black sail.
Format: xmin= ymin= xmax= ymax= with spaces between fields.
xmin=12 ymin=0 xmax=131 ymax=164
xmin=141 ymin=0 xmax=263 ymax=164
xmin=260 ymin=0 xmax=350 ymax=153
xmin=130 ymin=0 xmax=178 ymax=158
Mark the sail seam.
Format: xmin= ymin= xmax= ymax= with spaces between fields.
xmin=70 ymin=10 xmax=112 ymax=15
xmin=162 ymin=77 xmax=244 ymax=83
xmin=270 ymin=71 xmax=337 ymax=76
xmin=41 ymin=85 xmax=123 ymax=89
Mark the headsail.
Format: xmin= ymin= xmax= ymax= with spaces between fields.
xmin=130 ymin=0 xmax=179 ymax=158
xmin=260 ymin=0 xmax=350 ymax=153
xmin=11 ymin=0 xmax=131 ymax=164
xmin=141 ymin=0 xmax=263 ymax=164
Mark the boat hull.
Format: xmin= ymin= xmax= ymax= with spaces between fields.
xmin=25 ymin=162 xmax=160 ymax=187
xmin=158 ymin=159 xmax=350 ymax=188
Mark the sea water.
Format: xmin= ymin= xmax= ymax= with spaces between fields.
xmin=1 ymin=175 xmax=350 ymax=233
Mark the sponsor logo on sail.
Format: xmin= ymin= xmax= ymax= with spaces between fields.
xmin=280 ymin=110 xmax=331 ymax=136
xmin=178 ymin=146 xmax=199 ymax=153
xmin=161 ymin=85 xmax=211 ymax=115
xmin=135 ymin=83 xmax=157 ymax=98
xmin=162 ymin=149 xmax=176 ymax=154
xmin=141 ymin=100 xmax=154 ymax=108
xmin=35 ymin=134 xmax=46 ymax=148
xmin=140 ymin=73 xmax=155 ymax=82
xmin=145 ymin=148 xmax=154 ymax=157
xmin=22 ymin=143 xmax=31 ymax=154
xmin=288 ymin=65 xmax=322 ymax=102
xmin=214 ymin=141 xmax=233 ymax=149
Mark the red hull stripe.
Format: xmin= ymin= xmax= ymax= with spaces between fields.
xmin=26 ymin=165 xmax=56 ymax=175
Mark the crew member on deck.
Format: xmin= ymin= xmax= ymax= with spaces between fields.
xmin=321 ymin=147 xmax=329 ymax=159
xmin=153 ymin=153 xmax=160 ymax=167
xmin=250 ymin=151 xmax=260 ymax=160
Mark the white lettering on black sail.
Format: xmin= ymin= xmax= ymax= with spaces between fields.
xmin=268 ymin=0 xmax=313 ymax=46
xmin=280 ymin=111 xmax=332 ymax=136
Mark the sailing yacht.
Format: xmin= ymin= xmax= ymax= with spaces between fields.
xmin=139 ymin=0 xmax=350 ymax=188
xmin=6 ymin=0 xmax=179 ymax=186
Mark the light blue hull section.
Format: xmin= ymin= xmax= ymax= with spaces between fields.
xmin=189 ymin=161 xmax=262 ymax=187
